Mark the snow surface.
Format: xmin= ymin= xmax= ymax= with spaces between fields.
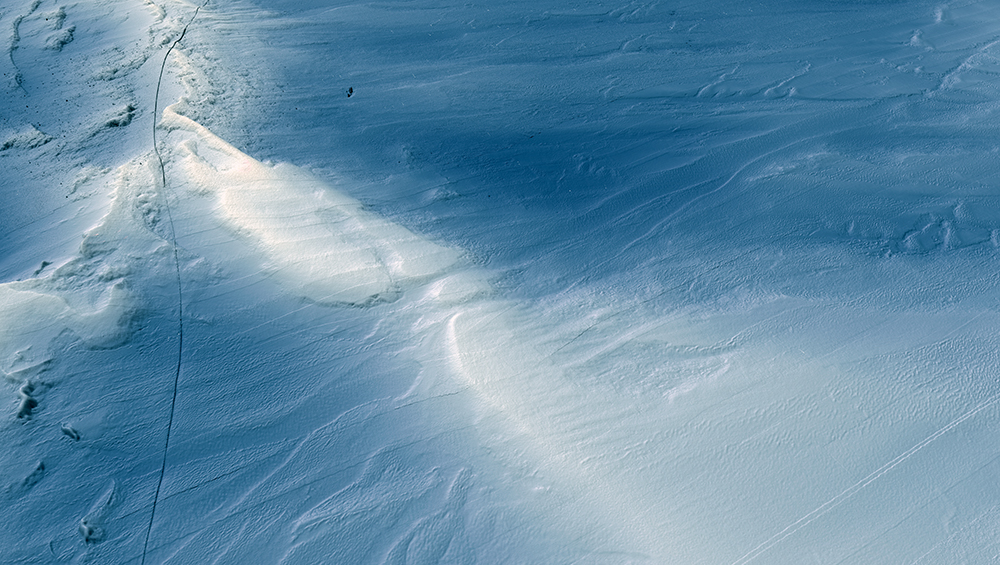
xmin=4 ymin=0 xmax=1000 ymax=563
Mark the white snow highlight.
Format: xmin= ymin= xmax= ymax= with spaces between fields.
xmin=0 ymin=284 xmax=129 ymax=377
xmin=0 ymin=150 xmax=178 ymax=382
xmin=162 ymin=105 xmax=462 ymax=305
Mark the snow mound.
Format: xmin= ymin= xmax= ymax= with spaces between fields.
xmin=162 ymin=105 xmax=462 ymax=305
xmin=1 ymin=124 xmax=52 ymax=151
xmin=0 ymin=146 xmax=188 ymax=394
xmin=0 ymin=283 xmax=129 ymax=379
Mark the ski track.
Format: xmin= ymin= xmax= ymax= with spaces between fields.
xmin=731 ymin=391 xmax=1000 ymax=565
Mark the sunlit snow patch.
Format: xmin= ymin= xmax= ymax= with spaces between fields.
xmin=0 ymin=153 xmax=181 ymax=390
xmin=161 ymin=105 xmax=461 ymax=305
xmin=0 ymin=283 xmax=129 ymax=380
xmin=155 ymin=97 xmax=681 ymax=554
xmin=155 ymin=93 xmax=707 ymax=555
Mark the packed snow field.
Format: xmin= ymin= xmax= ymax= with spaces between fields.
xmin=3 ymin=0 xmax=1000 ymax=563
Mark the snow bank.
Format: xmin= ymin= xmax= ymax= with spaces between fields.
xmin=162 ymin=105 xmax=462 ymax=305
xmin=0 ymin=145 xmax=202 ymax=387
xmin=0 ymin=124 xmax=51 ymax=150
xmin=0 ymin=283 xmax=129 ymax=378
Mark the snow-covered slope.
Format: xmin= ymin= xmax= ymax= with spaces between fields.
xmin=5 ymin=0 xmax=1000 ymax=563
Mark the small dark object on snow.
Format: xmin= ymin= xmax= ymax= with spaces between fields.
xmin=80 ymin=519 xmax=102 ymax=544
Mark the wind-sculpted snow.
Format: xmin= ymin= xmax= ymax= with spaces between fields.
xmin=6 ymin=0 xmax=1000 ymax=563
xmin=162 ymin=105 xmax=462 ymax=306
xmin=0 ymin=284 xmax=129 ymax=378
xmin=0 ymin=151 xmax=184 ymax=410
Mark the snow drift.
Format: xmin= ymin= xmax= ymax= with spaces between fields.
xmin=5 ymin=0 xmax=1000 ymax=564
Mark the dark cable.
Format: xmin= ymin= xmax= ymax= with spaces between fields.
xmin=140 ymin=2 xmax=209 ymax=564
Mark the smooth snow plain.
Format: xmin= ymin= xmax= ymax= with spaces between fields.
xmin=4 ymin=0 xmax=1000 ymax=563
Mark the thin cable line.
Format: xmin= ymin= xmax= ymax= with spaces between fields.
xmin=141 ymin=2 xmax=209 ymax=564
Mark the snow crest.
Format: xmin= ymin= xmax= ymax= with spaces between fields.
xmin=161 ymin=105 xmax=462 ymax=305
